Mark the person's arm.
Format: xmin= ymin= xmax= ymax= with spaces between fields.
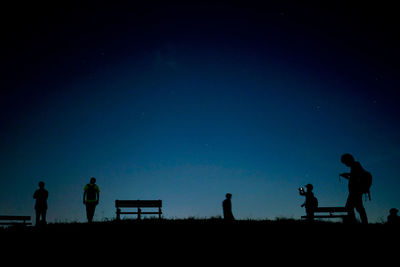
xmin=339 ymin=173 xmax=350 ymax=179
xmin=96 ymin=191 xmax=100 ymax=205
xmin=83 ymin=191 xmax=86 ymax=204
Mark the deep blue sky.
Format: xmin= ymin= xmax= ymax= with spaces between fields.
xmin=1 ymin=2 xmax=399 ymax=223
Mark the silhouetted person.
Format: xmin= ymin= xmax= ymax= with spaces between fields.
xmin=387 ymin=208 xmax=399 ymax=225
xmin=83 ymin=177 xmax=100 ymax=223
xmin=299 ymin=184 xmax=318 ymax=220
xmin=339 ymin=153 xmax=368 ymax=224
xmin=222 ymin=193 xmax=234 ymax=221
xmin=33 ymin=181 xmax=48 ymax=226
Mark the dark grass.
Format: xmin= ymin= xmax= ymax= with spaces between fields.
xmin=0 ymin=217 xmax=394 ymax=238
xmin=0 ymin=217 xmax=393 ymax=232
xmin=1 ymin=218 xmax=397 ymax=261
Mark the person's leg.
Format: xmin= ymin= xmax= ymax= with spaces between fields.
xmin=86 ymin=203 xmax=95 ymax=223
xmin=41 ymin=210 xmax=47 ymax=225
xmin=90 ymin=204 xmax=96 ymax=222
xmin=345 ymin=195 xmax=357 ymax=223
xmin=306 ymin=208 xmax=314 ymax=221
xmin=86 ymin=204 xmax=92 ymax=222
xmin=357 ymin=207 xmax=368 ymax=224
xmin=35 ymin=209 xmax=40 ymax=226
xmin=355 ymin=195 xmax=368 ymax=224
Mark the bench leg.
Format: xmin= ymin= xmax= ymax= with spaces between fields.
xmin=116 ymin=208 xmax=121 ymax=221
xmin=158 ymin=208 xmax=162 ymax=219
xmin=137 ymin=208 xmax=141 ymax=220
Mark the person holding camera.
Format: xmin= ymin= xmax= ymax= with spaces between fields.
xmin=299 ymin=184 xmax=318 ymax=220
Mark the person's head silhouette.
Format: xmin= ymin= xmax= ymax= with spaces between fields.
xmin=226 ymin=193 xmax=232 ymax=199
xmin=341 ymin=153 xmax=355 ymax=167
xmin=390 ymin=208 xmax=398 ymax=216
xmin=305 ymin=184 xmax=313 ymax=192
xmin=38 ymin=181 xmax=45 ymax=189
xmin=90 ymin=177 xmax=96 ymax=184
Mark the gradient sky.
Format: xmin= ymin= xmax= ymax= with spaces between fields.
xmin=1 ymin=2 xmax=399 ymax=223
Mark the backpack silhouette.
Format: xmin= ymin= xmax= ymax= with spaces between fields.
xmin=86 ymin=184 xmax=98 ymax=200
xmin=360 ymin=169 xmax=372 ymax=201
xmin=310 ymin=194 xmax=318 ymax=209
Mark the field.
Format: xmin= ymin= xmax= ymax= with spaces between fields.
xmin=1 ymin=218 xmax=397 ymax=264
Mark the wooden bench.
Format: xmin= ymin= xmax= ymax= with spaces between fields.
xmin=301 ymin=207 xmax=350 ymax=220
xmin=0 ymin=215 xmax=32 ymax=226
xmin=115 ymin=200 xmax=162 ymax=220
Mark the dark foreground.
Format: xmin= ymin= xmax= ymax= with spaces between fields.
xmin=1 ymin=219 xmax=398 ymax=264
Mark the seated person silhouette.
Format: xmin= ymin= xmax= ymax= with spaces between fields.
xmin=387 ymin=208 xmax=399 ymax=225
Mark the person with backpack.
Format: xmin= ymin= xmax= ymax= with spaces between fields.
xmin=83 ymin=177 xmax=100 ymax=223
xmin=339 ymin=153 xmax=370 ymax=224
xmin=299 ymin=184 xmax=318 ymax=220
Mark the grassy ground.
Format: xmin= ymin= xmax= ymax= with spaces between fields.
xmin=1 ymin=218 xmax=397 ymax=263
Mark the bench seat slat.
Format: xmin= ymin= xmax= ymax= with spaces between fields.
xmin=0 ymin=222 xmax=32 ymax=225
xmin=301 ymin=206 xmax=350 ymax=220
xmin=119 ymin=212 xmax=162 ymax=215
xmin=301 ymin=215 xmax=348 ymax=219
xmin=0 ymin=215 xmax=32 ymax=226
xmin=315 ymin=207 xmax=348 ymax=212
xmin=0 ymin=215 xmax=31 ymax=220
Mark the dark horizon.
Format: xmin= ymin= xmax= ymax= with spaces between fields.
xmin=1 ymin=2 xmax=399 ymax=223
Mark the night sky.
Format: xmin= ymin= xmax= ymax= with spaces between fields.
xmin=1 ymin=2 xmax=399 ymax=223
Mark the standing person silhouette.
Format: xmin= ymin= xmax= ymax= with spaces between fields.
xmin=83 ymin=177 xmax=100 ymax=223
xmin=33 ymin=181 xmax=48 ymax=226
xmin=339 ymin=153 xmax=368 ymax=224
xmin=222 ymin=193 xmax=234 ymax=221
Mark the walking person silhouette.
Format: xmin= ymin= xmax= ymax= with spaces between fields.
xmin=83 ymin=177 xmax=100 ymax=223
xmin=33 ymin=181 xmax=48 ymax=226
xmin=339 ymin=153 xmax=368 ymax=224
xmin=222 ymin=193 xmax=235 ymax=221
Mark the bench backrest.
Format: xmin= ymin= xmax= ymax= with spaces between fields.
xmin=115 ymin=200 xmax=162 ymax=208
